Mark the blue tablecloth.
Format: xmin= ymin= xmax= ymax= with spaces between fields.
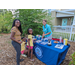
xmin=33 ymin=40 xmax=70 ymax=65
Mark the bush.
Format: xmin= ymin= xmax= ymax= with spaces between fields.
xmin=0 ymin=30 xmax=2 ymax=33
xmin=69 ymin=52 xmax=75 ymax=65
xmin=0 ymin=9 xmax=14 ymax=33
xmin=14 ymin=9 xmax=53 ymax=36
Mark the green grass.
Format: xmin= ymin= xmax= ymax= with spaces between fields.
xmin=69 ymin=52 xmax=75 ymax=65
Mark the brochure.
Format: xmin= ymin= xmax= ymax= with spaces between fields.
xmin=40 ymin=42 xmax=48 ymax=45
xmin=36 ymin=40 xmax=41 ymax=43
xmin=55 ymin=44 xmax=64 ymax=49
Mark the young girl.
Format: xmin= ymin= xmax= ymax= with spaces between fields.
xmin=27 ymin=28 xmax=34 ymax=61
xmin=21 ymin=37 xmax=28 ymax=57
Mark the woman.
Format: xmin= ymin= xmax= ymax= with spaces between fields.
xmin=42 ymin=19 xmax=52 ymax=39
xmin=10 ymin=19 xmax=24 ymax=65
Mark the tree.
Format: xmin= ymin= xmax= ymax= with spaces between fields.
xmin=14 ymin=9 xmax=53 ymax=36
xmin=0 ymin=9 xmax=14 ymax=33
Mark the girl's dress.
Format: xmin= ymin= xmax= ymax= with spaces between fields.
xmin=21 ymin=42 xmax=26 ymax=54
xmin=27 ymin=34 xmax=33 ymax=49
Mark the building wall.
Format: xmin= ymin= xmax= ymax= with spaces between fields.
xmin=51 ymin=10 xmax=63 ymax=25
xmin=67 ymin=17 xmax=72 ymax=25
xmin=51 ymin=10 xmax=74 ymax=26
xmin=61 ymin=17 xmax=72 ymax=25
xmin=56 ymin=12 xmax=74 ymax=17
xmin=51 ymin=9 xmax=61 ymax=11
xmin=61 ymin=9 xmax=75 ymax=13
xmin=56 ymin=18 xmax=62 ymax=25
xmin=51 ymin=11 xmax=57 ymax=25
xmin=68 ymin=11 xmax=75 ymax=13
xmin=61 ymin=9 xmax=69 ymax=11
xmin=56 ymin=17 xmax=71 ymax=26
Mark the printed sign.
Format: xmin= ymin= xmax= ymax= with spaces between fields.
xmin=35 ymin=46 xmax=43 ymax=58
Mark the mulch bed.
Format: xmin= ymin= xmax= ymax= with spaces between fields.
xmin=0 ymin=34 xmax=75 ymax=65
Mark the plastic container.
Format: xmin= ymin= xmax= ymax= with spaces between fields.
xmin=64 ymin=39 xmax=68 ymax=45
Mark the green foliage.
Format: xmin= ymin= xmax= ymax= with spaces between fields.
xmin=0 ymin=9 xmax=53 ymax=35
xmin=14 ymin=9 xmax=53 ymax=36
xmin=69 ymin=52 xmax=75 ymax=65
xmin=0 ymin=9 xmax=14 ymax=33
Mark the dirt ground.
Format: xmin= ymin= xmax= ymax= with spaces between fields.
xmin=0 ymin=33 xmax=75 ymax=65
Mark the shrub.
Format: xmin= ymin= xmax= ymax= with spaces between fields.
xmin=69 ymin=52 xmax=75 ymax=65
xmin=0 ymin=9 xmax=14 ymax=33
xmin=14 ymin=9 xmax=53 ymax=36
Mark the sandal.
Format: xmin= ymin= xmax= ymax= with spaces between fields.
xmin=30 ymin=59 xmax=34 ymax=61
xmin=21 ymin=54 xmax=27 ymax=57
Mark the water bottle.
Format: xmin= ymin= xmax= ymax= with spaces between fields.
xmin=59 ymin=36 xmax=62 ymax=43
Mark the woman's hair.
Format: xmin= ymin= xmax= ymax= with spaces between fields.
xmin=12 ymin=19 xmax=22 ymax=34
xmin=27 ymin=28 xmax=33 ymax=35
xmin=43 ymin=19 xmax=47 ymax=22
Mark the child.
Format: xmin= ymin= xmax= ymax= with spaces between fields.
xmin=21 ymin=37 xmax=28 ymax=57
xmin=27 ymin=28 xmax=34 ymax=61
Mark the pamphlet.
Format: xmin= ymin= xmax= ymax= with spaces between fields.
xmin=36 ymin=40 xmax=41 ymax=43
xmin=40 ymin=42 xmax=48 ymax=45
xmin=55 ymin=44 xmax=64 ymax=49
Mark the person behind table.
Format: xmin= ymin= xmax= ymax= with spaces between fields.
xmin=21 ymin=37 xmax=28 ymax=57
xmin=42 ymin=19 xmax=52 ymax=39
xmin=27 ymin=28 xmax=34 ymax=61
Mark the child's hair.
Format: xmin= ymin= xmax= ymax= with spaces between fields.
xmin=27 ymin=28 xmax=33 ymax=35
xmin=21 ymin=37 xmax=25 ymax=40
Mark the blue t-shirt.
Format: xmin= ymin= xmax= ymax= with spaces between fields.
xmin=43 ymin=24 xmax=52 ymax=38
